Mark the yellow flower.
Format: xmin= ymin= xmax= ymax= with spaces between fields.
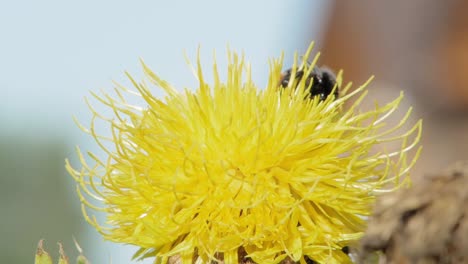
xmin=66 ymin=44 xmax=421 ymax=264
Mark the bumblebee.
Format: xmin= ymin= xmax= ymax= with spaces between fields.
xmin=279 ymin=65 xmax=339 ymax=101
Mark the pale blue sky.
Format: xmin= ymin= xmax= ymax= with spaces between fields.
xmin=1 ymin=1 xmax=331 ymax=263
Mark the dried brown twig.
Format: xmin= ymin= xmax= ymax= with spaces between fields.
xmin=360 ymin=162 xmax=468 ymax=264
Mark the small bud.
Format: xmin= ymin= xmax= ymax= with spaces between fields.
xmin=35 ymin=240 xmax=52 ymax=264
xmin=58 ymin=243 xmax=70 ymax=264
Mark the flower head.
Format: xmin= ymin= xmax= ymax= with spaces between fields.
xmin=66 ymin=44 xmax=421 ymax=264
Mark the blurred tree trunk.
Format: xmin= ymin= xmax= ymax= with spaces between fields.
xmin=317 ymin=0 xmax=468 ymax=177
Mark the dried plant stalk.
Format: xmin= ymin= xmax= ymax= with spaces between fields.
xmin=360 ymin=162 xmax=468 ymax=264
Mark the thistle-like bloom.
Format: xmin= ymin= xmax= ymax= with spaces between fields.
xmin=66 ymin=45 xmax=421 ymax=264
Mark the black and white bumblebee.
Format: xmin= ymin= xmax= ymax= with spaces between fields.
xmin=279 ymin=65 xmax=339 ymax=101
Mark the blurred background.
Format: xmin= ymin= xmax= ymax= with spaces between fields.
xmin=1 ymin=0 xmax=467 ymax=263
